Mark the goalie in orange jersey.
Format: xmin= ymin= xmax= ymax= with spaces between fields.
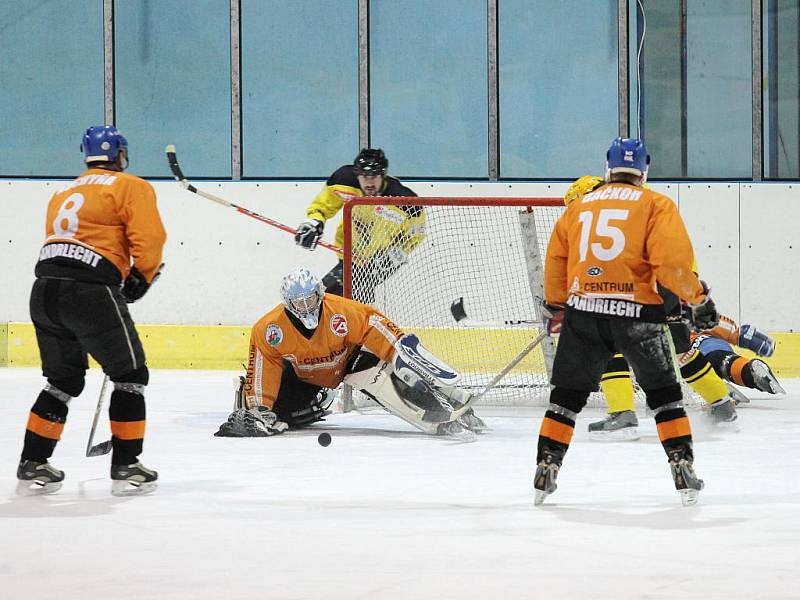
xmin=215 ymin=268 xmax=486 ymax=440
xmin=536 ymin=138 xmax=717 ymax=507
xmin=564 ymin=176 xmax=741 ymax=439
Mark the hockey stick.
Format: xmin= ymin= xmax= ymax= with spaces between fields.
xmin=432 ymin=330 xmax=549 ymax=424
xmin=86 ymin=375 xmax=112 ymax=457
xmin=164 ymin=145 xmax=341 ymax=253
xmin=450 ymin=297 xmax=541 ymax=328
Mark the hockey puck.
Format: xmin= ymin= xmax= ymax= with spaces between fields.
xmin=450 ymin=297 xmax=467 ymax=322
xmin=318 ymin=432 xmax=332 ymax=447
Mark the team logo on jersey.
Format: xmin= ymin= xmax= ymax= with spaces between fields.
xmin=330 ymin=314 xmax=349 ymax=337
xmin=586 ymin=266 xmax=604 ymax=277
xmin=266 ymin=324 xmax=283 ymax=346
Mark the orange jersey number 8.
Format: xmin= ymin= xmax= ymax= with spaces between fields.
xmin=53 ymin=192 xmax=85 ymax=238
xmin=577 ymin=209 xmax=629 ymax=262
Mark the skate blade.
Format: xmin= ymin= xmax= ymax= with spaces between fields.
xmin=447 ymin=429 xmax=478 ymax=443
xmin=111 ymin=480 xmax=158 ymax=497
xmin=711 ymin=419 xmax=741 ymax=433
xmin=16 ymin=480 xmax=62 ymax=496
xmin=680 ymin=489 xmax=700 ymax=506
xmin=588 ymin=427 xmax=640 ymax=442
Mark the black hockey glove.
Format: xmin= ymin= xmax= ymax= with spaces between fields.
xmin=540 ymin=302 xmax=565 ymax=336
xmin=122 ymin=263 xmax=163 ymax=303
xmin=690 ymin=296 xmax=719 ymax=331
xmin=295 ymin=219 xmax=324 ymax=250
xmin=286 ymin=390 xmax=332 ymax=427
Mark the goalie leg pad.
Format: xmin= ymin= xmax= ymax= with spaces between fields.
xmin=343 ymin=362 xmax=443 ymax=435
xmin=393 ymin=334 xmax=461 ymax=394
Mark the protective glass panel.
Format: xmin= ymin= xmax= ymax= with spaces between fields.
xmin=764 ymin=0 xmax=800 ymax=179
xmin=241 ymin=1 xmax=358 ymax=177
xmin=370 ymin=0 xmax=488 ymax=178
xmin=500 ymin=0 xmax=619 ymax=178
xmin=639 ymin=0 xmax=752 ymax=179
xmin=0 ymin=2 xmax=103 ymax=176
xmin=115 ymin=0 xmax=231 ymax=178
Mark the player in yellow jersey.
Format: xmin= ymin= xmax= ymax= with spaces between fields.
xmin=17 ymin=126 xmax=166 ymax=496
xmin=536 ymin=138 xmax=717 ymax=506
xmin=215 ymin=268 xmax=486 ymax=440
xmin=294 ymin=149 xmax=425 ymax=303
xmin=562 ymin=176 xmax=739 ymax=439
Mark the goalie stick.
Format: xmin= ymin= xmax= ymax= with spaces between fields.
xmin=430 ymin=330 xmax=548 ymax=424
xmin=450 ymin=297 xmax=541 ymax=328
xmin=165 ymin=145 xmax=340 ymax=253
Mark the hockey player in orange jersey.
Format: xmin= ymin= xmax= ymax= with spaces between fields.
xmin=215 ymin=268 xmax=486 ymax=440
xmin=535 ymin=138 xmax=719 ymax=507
xmin=17 ymin=126 xmax=165 ymax=497
xmin=563 ymin=177 xmax=742 ymax=438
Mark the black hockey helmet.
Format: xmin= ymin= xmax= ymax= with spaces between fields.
xmin=354 ymin=148 xmax=388 ymax=176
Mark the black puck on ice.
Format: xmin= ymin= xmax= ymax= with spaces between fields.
xmin=318 ymin=432 xmax=332 ymax=447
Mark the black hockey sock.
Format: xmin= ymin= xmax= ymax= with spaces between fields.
xmin=109 ymin=389 xmax=146 ymax=465
xmin=21 ymin=390 xmax=70 ymax=462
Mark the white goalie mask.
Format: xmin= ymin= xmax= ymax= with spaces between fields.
xmin=280 ymin=268 xmax=325 ymax=329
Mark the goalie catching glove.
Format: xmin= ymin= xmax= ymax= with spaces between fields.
xmin=214 ymin=406 xmax=288 ymax=437
xmin=295 ymin=219 xmax=324 ymax=250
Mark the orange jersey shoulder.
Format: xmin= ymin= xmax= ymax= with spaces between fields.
xmin=43 ymin=169 xmax=166 ymax=281
xmin=544 ymin=184 xmax=703 ymax=320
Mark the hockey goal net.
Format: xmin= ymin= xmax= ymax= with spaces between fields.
xmin=342 ymin=196 xmax=563 ymax=408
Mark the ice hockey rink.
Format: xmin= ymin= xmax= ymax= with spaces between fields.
xmin=1 ymin=368 xmax=798 ymax=600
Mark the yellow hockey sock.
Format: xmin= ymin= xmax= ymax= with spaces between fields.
xmin=600 ymin=354 xmax=635 ymax=413
xmin=680 ymin=351 xmax=729 ymax=405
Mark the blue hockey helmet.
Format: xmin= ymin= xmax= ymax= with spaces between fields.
xmin=280 ymin=268 xmax=325 ymax=329
xmin=81 ymin=125 xmax=128 ymax=164
xmin=605 ymin=137 xmax=650 ymax=180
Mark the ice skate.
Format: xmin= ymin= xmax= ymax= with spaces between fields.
xmin=750 ymin=360 xmax=785 ymax=395
xmin=588 ymin=410 xmax=639 ymax=441
xmin=708 ymin=397 xmax=739 ymax=430
xmin=16 ymin=459 xmax=64 ymax=495
xmin=668 ymin=447 xmax=704 ymax=506
xmin=111 ymin=462 xmax=158 ymax=497
xmin=459 ymin=408 xmax=489 ymax=433
xmin=437 ymin=420 xmax=477 ymax=443
xmin=533 ymin=450 xmax=562 ymax=506
xmin=725 ymin=382 xmax=750 ymax=405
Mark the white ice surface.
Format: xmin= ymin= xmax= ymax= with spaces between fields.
xmin=1 ymin=368 xmax=799 ymax=600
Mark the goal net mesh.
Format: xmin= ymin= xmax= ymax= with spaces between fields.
xmin=342 ymin=196 xmax=703 ymax=410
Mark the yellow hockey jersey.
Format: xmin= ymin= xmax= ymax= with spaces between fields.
xmin=305 ymin=165 xmax=423 ymax=259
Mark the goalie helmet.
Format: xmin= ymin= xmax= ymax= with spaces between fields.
xmin=354 ymin=148 xmax=388 ymax=176
xmin=280 ymin=268 xmax=325 ymax=329
xmin=81 ymin=125 xmax=128 ymax=165
xmin=605 ymin=137 xmax=650 ymax=181
xmin=564 ymin=175 xmax=604 ymax=206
